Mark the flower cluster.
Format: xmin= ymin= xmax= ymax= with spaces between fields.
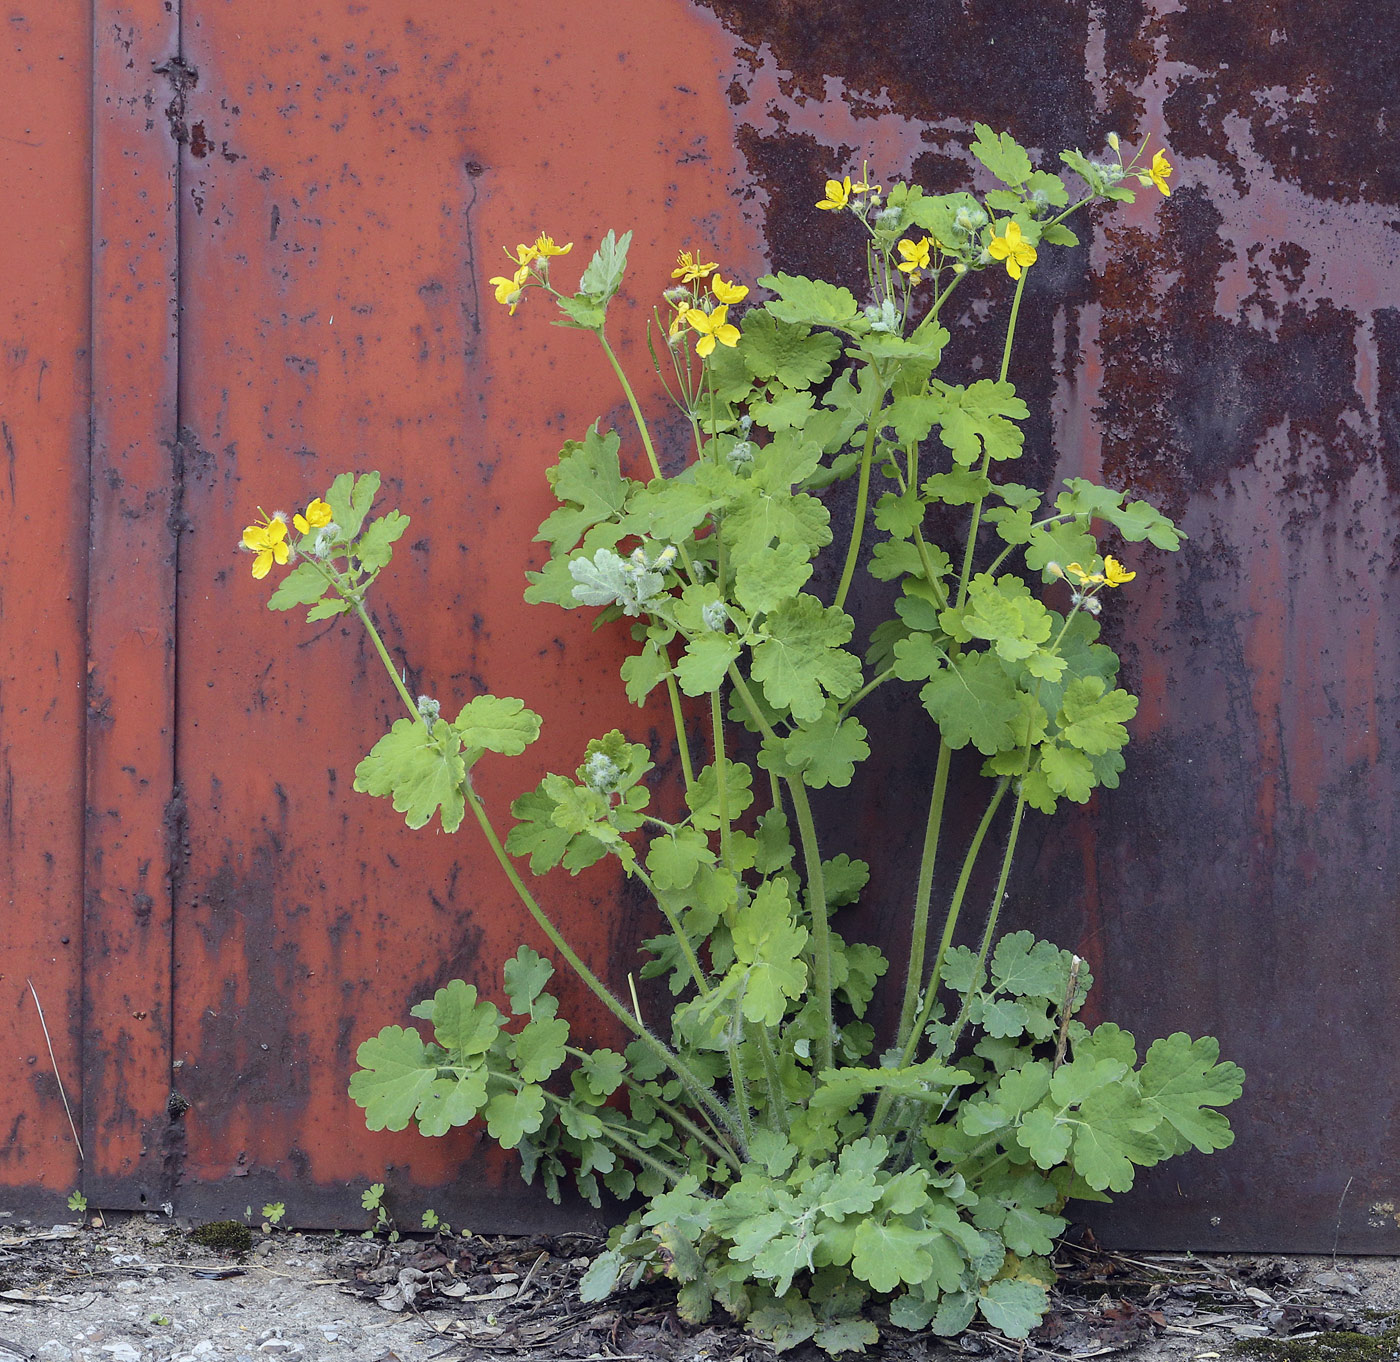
xmin=489 ymin=232 xmax=574 ymax=315
xmin=240 ymin=498 xmax=337 ymax=578
xmin=665 ymin=250 xmax=747 ymax=358
xmin=1048 ymin=555 xmax=1136 ymax=614
xmin=815 ymin=167 xmax=881 ymax=212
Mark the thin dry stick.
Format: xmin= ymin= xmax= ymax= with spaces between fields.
xmin=26 ymin=979 xmax=83 ymax=1161
xmin=1332 ymin=1175 xmax=1354 ymax=1264
xmin=1052 ymin=955 xmax=1082 ymax=1071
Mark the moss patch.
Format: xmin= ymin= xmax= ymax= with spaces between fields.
xmin=187 ymin=1220 xmax=253 ymax=1253
xmin=1232 ymin=1320 xmax=1400 ymax=1362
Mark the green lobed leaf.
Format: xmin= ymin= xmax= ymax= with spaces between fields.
xmin=349 ymin=1026 xmax=438 ymax=1132
xmin=577 ymin=229 xmax=632 ymax=303
xmin=324 ymin=470 xmax=380 ymax=540
xmin=503 ymin=946 xmax=555 ymax=1016
xmin=759 ymin=272 xmax=862 ymax=330
xmin=850 ymin=1220 xmax=935 ymax=1294
xmin=738 ymin=310 xmax=843 ymax=388
xmin=267 ymin=561 xmax=331 ymax=612
xmin=510 ymin=1016 xmax=571 ymax=1083
xmin=1137 ymin=1033 xmax=1244 ymax=1153
xmin=750 ymin=594 xmax=862 ymax=725
xmin=535 ymin=426 xmax=631 ymax=553
xmin=978 ymin=1278 xmax=1048 ymax=1338
xmin=429 ymin=980 xmax=503 ymax=1057
xmin=353 ymin=717 xmax=466 ymax=833
xmin=484 ymin=1084 xmax=548 ymax=1149
xmin=356 ymin=510 xmax=410 ymax=571
xmin=919 ymin=651 xmax=1025 ymax=755
xmin=971 ymin=123 xmax=1034 ymax=186
xmin=453 ymin=695 xmax=543 ymax=761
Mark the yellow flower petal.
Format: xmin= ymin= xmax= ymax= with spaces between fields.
xmin=711 ymin=274 xmax=749 ymax=305
xmin=816 ymin=176 xmax=852 ymax=211
xmin=1104 ymin=556 xmax=1137 ymax=587
xmin=252 ymin=548 xmax=273 ymax=579
xmin=532 ymin=233 xmax=573 ymax=257
xmin=1148 ymin=149 xmax=1173 ymax=196
xmin=672 ymin=250 xmax=717 ymax=283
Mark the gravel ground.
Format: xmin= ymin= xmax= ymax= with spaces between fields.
xmin=3 ymin=1214 xmax=1400 ymax=1362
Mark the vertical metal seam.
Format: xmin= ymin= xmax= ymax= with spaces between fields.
xmin=165 ymin=0 xmax=187 ymax=1210
xmin=77 ymin=0 xmax=98 ymax=1207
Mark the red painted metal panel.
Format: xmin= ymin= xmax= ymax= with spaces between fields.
xmin=82 ymin=1 xmax=181 ymax=1209
xmin=0 ymin=4 xmax=91 ymax=1218
xmin=170 ymin=0 xmax=760 ymax=1226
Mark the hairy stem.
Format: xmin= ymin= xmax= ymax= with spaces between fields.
xmin=955 ymin=269 xmax=1028 ymax=609
xmin=727 ymin=667 xmax=835 ymax=1073
xmin=350 ymin=598 xmax=744 ymax=1147
xmin=893 ymin=740 xmax=952 ymax=1052
xmin=833 ymin=382 xmax=887 ymax=613
xmin=597 ymin=329 xmax=663 ymax=481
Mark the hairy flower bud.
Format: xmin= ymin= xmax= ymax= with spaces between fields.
xmin=582 ymin=750 xmax=622 ymax=794
xmin=416 ymin=695 xmax=441 ymax=723
xmin=701 ymin=600 xmax=729 ymax=632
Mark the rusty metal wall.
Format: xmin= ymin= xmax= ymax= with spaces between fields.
xmin=0 ymin=4 xmax=91 ymax=1219
xmin=2 ymin=0 xmax=1397 ymax=1248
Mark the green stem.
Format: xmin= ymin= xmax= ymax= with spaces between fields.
xmin=785 ymin=777 xmax=834 ymax=1074
xmin=352 ymin=602 xmax=422 ymax=721
xmin=870 ymin=776 xmax=1009 ymax=1136
xmin=462 ymin=789 xmax=738 ymax=1139
xmin=598 ymin=329 xmax=663 ymax=481
xmin=839 ymin=665 xmax=897 ymax=717
xmin=941 ymin=786 xmax=1029 ymax=1060
xmin=349 ymin=598 xmax=743 ymax=1146
xmin=727 ymin=667 xmax=835 ymax=1073
xmin=910 ymin=778 xmax=1010 ymax=1055
xmin=833 ymin=380 xmax=887 ymax=613
xmin=564 ymin=1047 xmax=741 ymax=1171
xmin=955 ymin=269 xmax=1028 ymax=609
xmin=662 ymin=664 xmax=697 ymax=795
xmin=710 ymin=689 xmax=731 ymax=867
xmin=634 ymin=866 xmax=710 ymax=997
xmin=752 ymin=1023 xmax=790 ymax=1134
xmin=892 ymin=741 xmax=951 ymax=1051
xmin=729 ymin=998 xmax=755 ymax=1147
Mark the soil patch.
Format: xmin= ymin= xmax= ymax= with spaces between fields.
xmin=0 ymin=1215 xmax=1397 ymax=1362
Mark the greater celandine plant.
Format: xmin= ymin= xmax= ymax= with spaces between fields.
xmin=240 ymin=128 xmax=1240 ymax=1355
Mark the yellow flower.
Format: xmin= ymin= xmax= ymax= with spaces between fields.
xmin=1147 ymin=149 xmax=1173 ymax=196
xmin=711 ymin=274 xmax=749 ymax=305
xmin=896 ymin=236 xmax=932 ymax=279
xmin=293 ymin=498 xmax=333 ymax=534
xmin=241 ymin=509 xmax=290 ymax=580
xmin=488 ymin=263 xmax=531 ymax=314
xmin=504 ymin=241 xmax=540 ymax=268
xmin=816 ymin=176 xmax=852 ymax=211
xmin=672 ymin=250 xmax=717 ymax=283
xmin=685 ymin=304 xmax=740 ymax=358
xmin=667 ymin=297 xmax=690 ymax=340
xmin=851 ymin=163 xmax=881 ymax=195
xmin=1103 ymin=556 xmax=1136 ymax=587
xmin=987 ymin=220 xmax=1038 ymax=280
xmin=531 ymin=233 xmax=573 ymax=257
xmin=1064 ymin=561 xmax=1104 ymax=586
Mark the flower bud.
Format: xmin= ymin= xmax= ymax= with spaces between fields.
xmin=1106 ymin=131 xmax=1120 ymax=152
xmin=416 ymin=695 xmax=441 ymax=723
xmin=701 ymin=600 xmax=729 ymax=632
xmin=582 ymin=750 xmax=622 ymax=794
